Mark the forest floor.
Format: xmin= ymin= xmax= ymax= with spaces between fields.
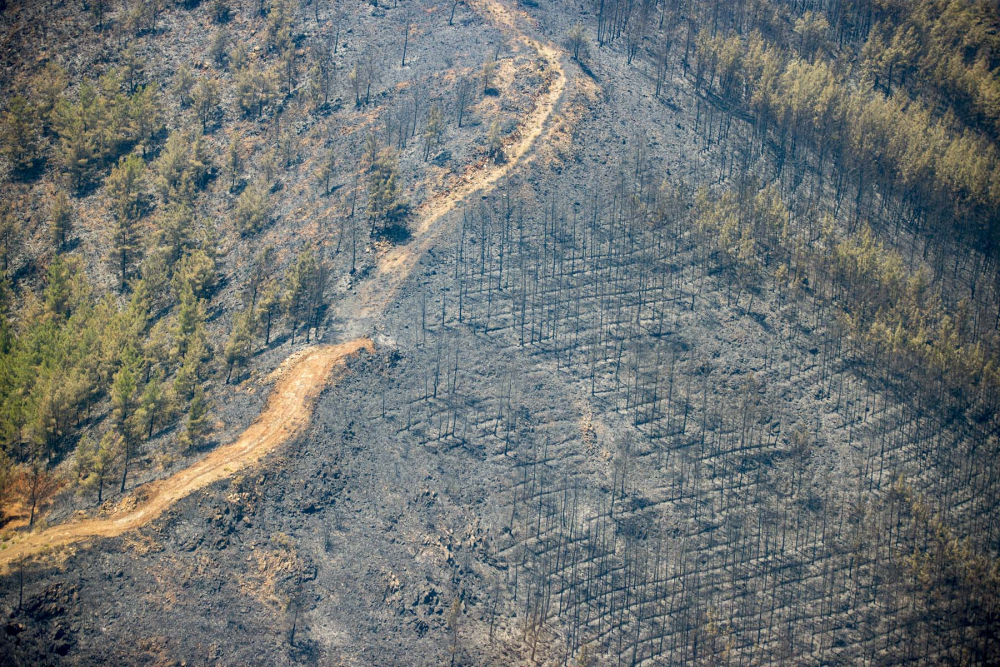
xmin=343 ymin=0 xmax=566 ymax=329
xmin=0 ymin=338 xmax=373 ymax=571
xmin=6 ymin=0 xmax=992 ymax=664
xmin=0 ymin=0 xmax=568 ymax=571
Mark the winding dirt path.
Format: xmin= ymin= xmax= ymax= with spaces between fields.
xmin=351 ymin=0 xmax=566 ymax=321
xmin=0 ymin=0 xmax=567 ymax=569
xmin=0 ymin=340 xmax=373 ymax=568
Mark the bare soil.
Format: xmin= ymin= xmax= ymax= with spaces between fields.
xmin=0 ymin=0 xmax=566 ymax=571
xmin=0 ymin=338 xmax=373 ymax=571
xmin=2 ymin=0 xmax=995 ymax=665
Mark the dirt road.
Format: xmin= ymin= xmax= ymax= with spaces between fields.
xmin=351 ymin=0 xmax=567 ymax=323
xmin=0 ymin=340 xmax=373 ymax=569
xmin=0 ymin=0 xmax=567 ymax=568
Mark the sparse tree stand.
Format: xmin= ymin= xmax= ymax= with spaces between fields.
xmin=482 ymin=59 xmax=496 ymax=94
xmin=258 ymin=281 xmax=282 ymax=345
xmin=224 ymin=309 xmax=255 ymax=383
xmin=0 ymin=96 xmax=41 ymax=175
xmin=225 ymin=132 xmax=244 ymax=192
xmin=106 ymin=153 xmax=146 ymax=292
xmin=179 ymin=387 xmax=211 ymax=452
xmin=317 ymin=147 xmax=337 ymax=195
xmin=191 ymin=77 xmax=220 ymax=132
xmin=49 ymin=191 xmax=73 ymax=252
xmin=487 ymin=119 xmax=504 ymax=163
xmin=0 ymin=206 xmax=20 ymax=277
xmin=112 ymin=351 xmax=140 ymax=493
xmin=235 ymin=182 xmax=273 ymax=236
xmin=367 ymin=147 xmax=408 ymax=234
xmin=455 ymin=77 xmax=473 ymax=128
xmin=87 ymin=430 xmax=120 ymax=504
xmin=402 ymin=20 xmax=410 ymax=67
xmin=211 ymin=0 xmax=231 ymax=24
xmin=284 ymin=249 xmax=319 ymax=343
xmin=349 ymin=46 xmax=379 ymax=107
xmin=23 ymin=457 xmax=58 ymax=528
xmin=423 ymin=103 xmax=444 ymax=161
xmin=566 ymin=23 xmax=589 ymax=63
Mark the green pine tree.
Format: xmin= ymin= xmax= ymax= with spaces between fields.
xmin=179 ymin=386 xmax=211 ymax=452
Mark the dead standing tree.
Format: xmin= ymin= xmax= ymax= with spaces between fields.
xmin=455 ymin=76 xmax=473 ymax=128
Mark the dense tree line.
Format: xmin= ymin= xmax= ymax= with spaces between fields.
xmin=0 ymin=0 xmax=363 ymax=526
xmin=587 ymin=0 xmax=1000 ymax=320
xmin=0 ymin=236 xmax=332 ymax=522
xmin=691 ymin=29 xmax=1000 ymax=279
xmin=0 ymin=0 xmax=503 ymax=529
xmin=694 ymin=184 xmax=1000 ymax=434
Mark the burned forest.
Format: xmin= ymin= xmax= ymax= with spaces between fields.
xmin=1 ymin=0 xmax=999 ymax=664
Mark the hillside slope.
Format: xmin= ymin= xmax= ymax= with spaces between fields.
xmin=2 ymin=0 xmax=999 ymax=665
